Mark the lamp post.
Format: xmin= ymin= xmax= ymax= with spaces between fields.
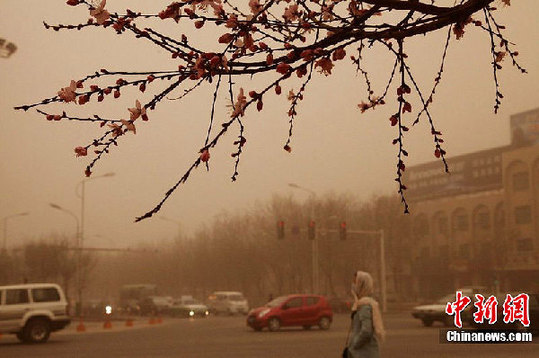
xmin=74 ymin=172 xmax=115 ymax=319
xmin=49 ymin=203 xmax=80 ymax=316
xmin=2 ymin=212 xmax=29 ymax=251
xmin=159 ymin=216 xmax=182 ymax=241
xmin=288 ymin=183 xmax=319 ymax=294
xmin=77 ymin=172 xmax=115 ymax=256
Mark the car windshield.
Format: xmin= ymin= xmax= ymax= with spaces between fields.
xmin=266 ymin=296 xmax=288 ymax=307
xmin=229 ymin=294 xmax=244 ymax=301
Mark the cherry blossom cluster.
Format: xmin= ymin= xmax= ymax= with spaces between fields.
xmin=16 ymin=0 xmax=524 ymax=221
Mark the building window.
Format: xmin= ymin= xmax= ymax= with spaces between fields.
xmin=438 ymin=217 xmax=448 ymax=234
xmin=459 ymin=244 xmax=471 ymax=259
xmin=516 ymin=238 xmax=533 ymax=251
xmin=512 ymin=172 xmax=529 ymax=191
xmin=453 ymin=214 xmax=469 ymax=231
xmin=414 ymin=216 xmax=429 ymax=236
xmin=474 ymin=212 xmax=490 ymax=230
xmin=514 ymin=206 xmax=532 ymax=225
xmin=439 ymin=245 xmax=449 ymax=258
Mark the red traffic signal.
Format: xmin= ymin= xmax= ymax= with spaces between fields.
xmin=277 ymin=220 xmax=285 ymax=239
xmin=339 ymin=221 xmax=347 ymax=240
xmin=308 ymin=220 xmax=315 ymax=240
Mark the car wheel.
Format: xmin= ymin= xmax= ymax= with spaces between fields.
xmin=23 ymin=318 xmax=51 ymax=343
xmin=422 ymin=318 xmax=433 ymax=327
xmin=303 ymin=325 xmax=311 ymax=330
xmin=268 ymin=317 xmax=281 ymax=332
xmin=318 ymin=317 xmax=331 ymax=330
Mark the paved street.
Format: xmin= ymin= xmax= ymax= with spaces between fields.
xmin=0 ymin=313 xmax=536 ymax=357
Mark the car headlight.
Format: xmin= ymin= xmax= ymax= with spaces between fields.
xmin=258 ymin=308 xmax=270 ymax=318
xmin=189 ymin=310 xmax=195 ymax=317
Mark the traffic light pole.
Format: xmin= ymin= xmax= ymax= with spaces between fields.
xmin=312 ymin=231 xmax=319 ymax=294
xmin=347 ymin=229 xmax=386 ymax=313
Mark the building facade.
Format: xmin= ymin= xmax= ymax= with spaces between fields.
xmin=406 ymin=108 xmax=539 ymax=299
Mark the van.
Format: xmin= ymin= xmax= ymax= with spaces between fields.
xmin=207 ymin=291 xmax=249 ymax=315
xmin=0 ymin=283 xmax=70 ymax=343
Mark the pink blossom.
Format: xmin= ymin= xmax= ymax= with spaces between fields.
xmin=121 ymin=119 xmax=137 ymax=134
xmin=108 ymin=123 xmax=123 ymax=137
xmin=128 ymin=99 xmax=146 ymax=121
xmin=58 ymin=80 xmax=78 ymax=103
xmin=230 ymin=88 xmax=247 ymax=118
xmin=193 ymin=0 xmax=224 ymax=17
xmin=90 ymin=0 xmax=110 ymax=25
xmin=283 ymin=4 xmax=299 ymax=22
xmin=249 ymin=0 xmax=263 ymax=15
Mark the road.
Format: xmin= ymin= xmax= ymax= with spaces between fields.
xmin=0 ymin=313 xmax=536 ymax=357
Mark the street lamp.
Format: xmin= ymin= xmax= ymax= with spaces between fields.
xmin=77 ymin=172 xmax=115 ymax=252
xmin=49 ymin=203 xmax=80 ymax=243
xmin=288 ymin=182 xmax=319 ymax=294
xmin=49 ymin=203 xmax=80 ymax=317
xmin=74 ymin=172 xmax=114 ymax=320
xmin=2 ymin=212 xmax=29 ymax=251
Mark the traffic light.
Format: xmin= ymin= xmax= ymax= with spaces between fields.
xmin=308 ymin=220 xmax=315 ymax=240
xmin=339 ymin=221 xmax=347 ymax=241
xmin=277 ymin=220 xmax=285 ymax=239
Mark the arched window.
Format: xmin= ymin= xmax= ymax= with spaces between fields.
xmin=472 ymin=205 xmax=490 ymax=230
xmin=451 ymin=208 xmax=468 ymax=232
xmin=432 ymin=211 xmax=448 ymax=235
xmin=413 ymin=214 xmax=429 ymax=237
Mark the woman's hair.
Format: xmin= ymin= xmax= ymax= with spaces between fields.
xmin=353 ymin=271 xmax=374 ymax=299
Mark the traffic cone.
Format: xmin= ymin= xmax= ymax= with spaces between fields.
xmin=149 ymin=316 xmax=156 ymax=325
xmin=125 ymin=318 xmax=134 ymax=327
xmin=76 ymin=318 xmax=86 ymax=332
xmin=103 ymin=319 xmax=112 ymax=329
xmin=156 ymin=316 xmax=163 ymax=324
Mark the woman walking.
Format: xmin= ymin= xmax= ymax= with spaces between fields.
xmin=345 ymin=271 xmax=385 ymax=358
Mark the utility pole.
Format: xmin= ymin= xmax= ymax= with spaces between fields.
xmin=347 ymin=229 xmax=387 ymax=313
xmin=289 ymin=183 xmax=319 ymax=294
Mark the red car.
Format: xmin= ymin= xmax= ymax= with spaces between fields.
xmin=247 ymin=294 xmax=333 ymax=332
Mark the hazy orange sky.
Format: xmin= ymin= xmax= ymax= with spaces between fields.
xmin=1 ymin=1 xmax=538 ymax=249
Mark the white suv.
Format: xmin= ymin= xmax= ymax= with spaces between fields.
xmin=207 ymin=291 xmax=249 ymax=315
xmin=0 ymin=283 xmax=71 ymax=343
